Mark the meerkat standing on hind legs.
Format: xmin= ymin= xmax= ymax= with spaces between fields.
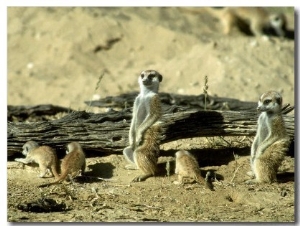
xmin=39 ymin=142 xmax=86 ymax=187
xmin=247 ymin=91 xmax=291 ymax=184
xmin=123 ymin=70 xmax=163 ymax=182
xmin=174 ymin=150 xmax=214 ymax=191
xmin=15 ymin=141 xmax=59 ymax=178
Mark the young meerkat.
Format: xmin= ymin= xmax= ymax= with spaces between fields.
xmin=15 ymin=141 xmax=59 ymax=178
xmin=39 ymin=142 xmax=86 ymax=187
xmin=123 ymin=70 xmax=163 ymax=182
xmin=247 ymin=91 xmax=291 ymax=184
xmin=220 ymin=7 xmax=287 ymax=37
xmin=174 ymin=150 xmax=214 ymax=191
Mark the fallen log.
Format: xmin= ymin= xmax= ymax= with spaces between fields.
xmin=85 ymin=92 xmax=259 ymax=111
xmin=8 ymin=104 xmax=73 ymax=122
xmin=7 ymin=108 xmax=294 ymax=157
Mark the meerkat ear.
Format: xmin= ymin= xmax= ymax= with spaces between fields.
xmin=276 ymin=96 xmax=282 ymax=105
xmin=158 ymin=73 xmax=163 ymax=82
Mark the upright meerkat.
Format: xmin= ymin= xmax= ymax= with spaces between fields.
xmin=15 ymin=141 xmax=59 ymax=178
xmin=220 ymin=7 xmax=287 ymax=37
xmin=174 ymin=150 xmax=214 ymax=191
xmin=39 ymin=142 xmax=86 ymax=187
xmin=248 ymin=91 xmax=290 ymax=183
xmin=123 ymin=70 xmax=163 ymax=182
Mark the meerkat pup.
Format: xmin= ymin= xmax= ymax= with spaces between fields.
xmin=220 ymin=7 xmax=287 ymax=37
xmin=248 ymin=91 xmax=290 ymax=184
xmin=15 ymin=141 xmax=59 ymax=178
xmin=39 ymin=142 xmax=86 ymax=187
xmin=123 ymin=70 xmax=163 ymax=182
xmin=174 ymin=150 xmax=214 ymax=191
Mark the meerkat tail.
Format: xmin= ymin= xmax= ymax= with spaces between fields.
xmin=38 ymin=170 xmax=70 ymax=188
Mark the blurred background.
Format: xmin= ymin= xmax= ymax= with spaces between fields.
xmin=7 ymin=7 xmax=295 ymax=110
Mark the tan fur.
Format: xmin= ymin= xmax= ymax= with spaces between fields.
xmin=248 ymin=91 xmax=290 ymax=183
xmin=174 ymin=150 xmax=214 ymax=190
xmin=220 ymin=7 xmax=287 ymax=37
xmin=183 ymin=7 xmax=288 ymax=37
xmin=123 ymin=70 xmax=163 ymax=182
xmin=39 ymin=142 xmax=86 ymax=187
xmin=15 ymin=141 xmax=59 ymax=178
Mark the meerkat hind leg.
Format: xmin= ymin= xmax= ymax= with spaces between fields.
xmin=131 ymin=148 xmax=157 ymax=182
xmin=132 ymin=173 xmax=153 ymax=182
xmin=254 ymin=158 xmax=277 ymax=183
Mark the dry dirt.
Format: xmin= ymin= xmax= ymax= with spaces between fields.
xmin=7 ymin=7 xmax=295 ymax=223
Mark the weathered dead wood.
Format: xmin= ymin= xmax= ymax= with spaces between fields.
xmin=7 ymin=108 xmax=294 ymax=157
xmin=8 ymin=104 xmax=73 ymax=122
xmin=85 ymin=92 xmax=259 ymax=111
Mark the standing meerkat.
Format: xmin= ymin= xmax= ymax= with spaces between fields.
xmin=174 ymin=150 xmax=214 ymax=191
xmin=15 ymin=141 xmax=59 ymax=178
xmin=123 ymin=70 xmax=163 ymax=182
xmin=220 ymin=7 xmax=287 ymax=37
xmin=39 ymin=142 xmax=86 ymax=187
xmin=248 ymin=91 xmax=291 ymax=183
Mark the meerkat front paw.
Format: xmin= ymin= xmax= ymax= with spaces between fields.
xmin=125 ymin=164 xmax=138 ymax=170
xmin=245 ymin=179 xmax=257 ymax=185
xmin=136 ymin=135 xmax=142 ymax=146
xmin=132 ymin=176 xmax=144 ymax=182
xmin=246 ymin=171 xmax=255 ymax=178
xmin=132 ymin=174 xmax=152 ymax=182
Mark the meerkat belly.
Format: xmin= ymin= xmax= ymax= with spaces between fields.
xmin=135 ymin=104 xmax=148 ymax=127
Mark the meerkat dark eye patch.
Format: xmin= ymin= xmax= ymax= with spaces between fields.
xmin=148 ymin=74 xmax=155 ymax=80
xmin=263 ymin=99 xmax=272 ymax=105
xmin=158 ymin=74 xmax=162 ymax=82
xmin=141 ymin=74 xmax=144 ymax=79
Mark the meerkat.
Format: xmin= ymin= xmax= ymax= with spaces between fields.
xmin=39 ymin=142 xmax=86 ymax=187
xmin=220 ymin=7 xmax=287 ymax=37
xmin=123 ymin=70 xmax=163 ymax=182
xmin=180 ymin=7 xmax=288 ymax=37
xmin=174 ymin=150 xmax=214 ymax=191
xmin=247 ymin=91 xmax=291 ymax=184
xmin=15 ymin=141 xmax=59 ymax=178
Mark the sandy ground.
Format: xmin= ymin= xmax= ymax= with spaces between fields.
xmin=7 ymin=7 xmax=295 ymax=222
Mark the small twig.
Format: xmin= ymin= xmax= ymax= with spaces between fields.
xmin=230 ymin=152 xmax=241 ymax=183
xmin=230 ymin=165 xmax=242 ymax=184
xmin=84 ymin=175 xmax=117 ymax=182
xmin=166 ymin=160 xmax=171 ymax=178
xmin=132 ymin=204 xmax=163 ymax=210
xmin=219 ymin=136 xmax=231 ymax=146
xmin=203 ymin=75 xmax=209 ymax=111
xmin=87 ymin=70 xmax=106 ymax=110
xmin=91 ymin=187 xmax=99 ymax=198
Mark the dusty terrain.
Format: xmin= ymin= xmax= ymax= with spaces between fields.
xmin=7 ymin=7 xmax=295 ymax=222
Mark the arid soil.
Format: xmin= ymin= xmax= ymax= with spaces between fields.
xmin=7 ymin=7 xmax=295 ymax=223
